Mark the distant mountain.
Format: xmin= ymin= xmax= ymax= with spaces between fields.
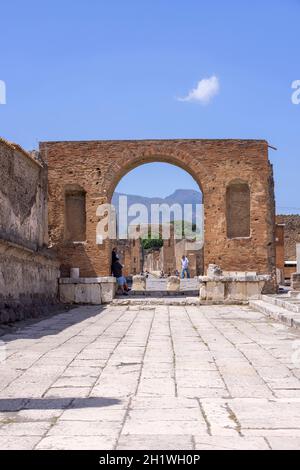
xmin=112 ymin=189 xmax=202 ymax=224
xmin=164 ymin=189 xmax=202 ymax=206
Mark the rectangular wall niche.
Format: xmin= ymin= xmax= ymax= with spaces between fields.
xmin=64 ymin=189 xmax=86 ymax=242
xmin=226 ymin=182 xmax=250 ymax=238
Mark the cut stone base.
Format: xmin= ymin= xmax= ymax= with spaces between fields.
xmin=59 ymin=277 xmax=116 ymax=304
xmin=132 ymin=275 xmax=146 ymax=292
xmin=205 ymin=281 xmax=225 ymax=301
xmin=167 ymin=276 xmax=180 ymax=292
xmin=199 ymin=271 xmax=270 ymax=303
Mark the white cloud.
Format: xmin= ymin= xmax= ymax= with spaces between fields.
xmin=178 ymin=75 xmax=220 ymax=105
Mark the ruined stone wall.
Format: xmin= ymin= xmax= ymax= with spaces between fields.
xmin=0 ymin=240 xmax=59 ymax=323
xmin=162 ymin=234 xmax=176 ymax=276
xmin=275 ymin=224 xmax=285 ymax=283
xmin=143 ymin=248 xmax=162 ymax=274
xmin=276 ymin=215 xmax=300 ymax=261
xmin=275 ymin=224 xmax=285 ymax=267
xmin=114 ymin=238 xmax=143 ymax=276
xmin=0 ymin=138 xmax=48 ymax=250
xmin=43 ymin=139 xmax=275 ymax=279
xmin=175 ymin=240 xmax=204 ymax=277
xmin=0 ymin=139 xmax=59 ymax=323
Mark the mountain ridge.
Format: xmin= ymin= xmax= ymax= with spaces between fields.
xmin=112 ymin=189 xmax=202 ymax=223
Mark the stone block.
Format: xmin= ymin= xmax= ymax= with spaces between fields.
xmin=199 ymin=283 xmax=207 ymax=300
xmin=207 ymin=264 xmax=223 ymax=277
xmin=59 ymin=277 xmax=116 ymax=304
xmin=60 ymin=277 xmax=114 ymax=284
xmin=101 ymin=281 xmax=116 ymax=303
xmin=246 ymin=281 xmax=265 ymax=300
xmin=132 ymin=275 xmax=146 ymax=292
xmin=167 ymin=276 xmax=180 ymax=292
xmin=297 ymin=244 xmax=300 ymax=273
xmin=74 ymin=284 xmax=101 ymax=305
xmin=59 ymin=284 xmax=75 ymax=303
xmin=206 ymin=281 xmax=225 ymax=301
xmin=227 ymin=281 xmax=247 ymax=301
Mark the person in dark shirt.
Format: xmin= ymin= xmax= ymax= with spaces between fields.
xmin=111 ymin=248 xmax=130 ymax=295
xmin=111 ymin=247 xmax=119 ymax=266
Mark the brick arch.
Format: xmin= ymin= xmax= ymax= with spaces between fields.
xmin=105 ymin=150 xmax=206 ymax=201
xmin=42 ymin=139 xmax=275 ymax=278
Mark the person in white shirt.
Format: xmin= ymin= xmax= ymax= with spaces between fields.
xmin=181 ymin=255 xmax=190 ymax=279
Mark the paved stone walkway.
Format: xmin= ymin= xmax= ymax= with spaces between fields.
xmin=1 ymin=304 xmax=300 ymax=450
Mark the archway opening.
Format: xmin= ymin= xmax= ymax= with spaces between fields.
xmin=110 ymin=162 xmax=204 ymax=284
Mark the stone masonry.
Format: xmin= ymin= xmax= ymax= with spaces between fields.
xmin=114 ymin=238 xmax=143 ymax=276
xmin=1 ymin=303 xmax=300 ymax=450
xmin=276 ymin=215 xmax=300 ymax=261
xmin=42 ymin=139 xmax=276 ymax=282
xmin=0 ymin=139 xmax=60 ymax=324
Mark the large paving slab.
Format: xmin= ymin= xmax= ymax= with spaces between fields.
xmin=0 ymin=303 xmax=300 ymax=450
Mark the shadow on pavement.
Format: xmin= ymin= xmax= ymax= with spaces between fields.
xmin=0 ymin=397 xmax=123 ymax=411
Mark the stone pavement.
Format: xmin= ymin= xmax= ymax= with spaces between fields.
xmin=1 ymin=303 xmax=300 ymax=450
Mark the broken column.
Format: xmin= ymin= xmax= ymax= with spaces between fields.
xmin=199 ymin=265 xmax=225 ymax=301
xmin=132 ymin=275 xmax=146 ymax=292
xmin=167 ymin=276 xmax=180 ymax=292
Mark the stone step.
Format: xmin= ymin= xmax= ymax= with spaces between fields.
xmin=261 ymin=295 xmax=300 ymax=313
xmin=111 ymin=297 xmax=201 ymax=306
xmin=249 ymin=299 xmax=300 ymax=329
xmin=112 ymin=297 xmax=248 ymax=307
xmin=260 ymin=294 xmax=278 ymax=305
xmin=128 ymin=290 xmax=199 ymax=297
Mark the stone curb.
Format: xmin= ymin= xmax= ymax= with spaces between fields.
xmin=249 ymin=299 xmax=300 ymax=329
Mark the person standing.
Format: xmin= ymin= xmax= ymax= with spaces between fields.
xmin=181 ymin=255 xmax=190 ymax=279
xmin=111 ymin=248 xmax=130 ymax=295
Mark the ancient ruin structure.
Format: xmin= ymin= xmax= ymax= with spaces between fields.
xmin=0 ymin=137 xmax=278 ymax=320
xmin=0 ymin=138 xmax=59 ymax=323
xmin=143 ymin=238 xmax=203 ymax=277
xmin=42 ymin=139 xmax=276 ymax=282
xmin=275 ymin=223 xmax=285 ymax=284
xmin=199 ymin=264 xmax=271 ymax=303
xmin=114 ymin=238 xmax=143 ymax=276
xmin=275 ymin=215 xmax=300 ymax=282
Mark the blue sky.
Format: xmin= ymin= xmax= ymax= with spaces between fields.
xmin=0 ymin=0 xmax=299 ymax=212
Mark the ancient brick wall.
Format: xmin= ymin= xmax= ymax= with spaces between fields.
xmin=162 ymin=233 xmax=176 ymax=276
xmin=0 ymin=138 xmax=60 ymax=323
xmin=42 ymin=139 xmax=276 ymax=280
xmin=114 ymin=238 xmax=143 ymax=276
xmin=275 ymin=224 xmax=285 ymax=283
xmin=276 ymin=215 xmax=300 ymax=261
xmin=175 ymin=240 xmax=204 ymax=277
